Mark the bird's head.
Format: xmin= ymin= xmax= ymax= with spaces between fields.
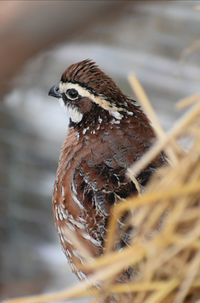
xmin=49 ymin=59 xmax=126 ymax=125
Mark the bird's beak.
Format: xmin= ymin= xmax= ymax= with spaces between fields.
xmin=48 ymin=85 xmax=62 ymax=98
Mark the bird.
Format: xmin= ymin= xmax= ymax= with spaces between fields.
xmin=48 ymin=59 xmax=165 ymax=280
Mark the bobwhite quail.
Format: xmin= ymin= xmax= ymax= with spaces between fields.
xmin=48 ymin=59 xmax=165 ymax=280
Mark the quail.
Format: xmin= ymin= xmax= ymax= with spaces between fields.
xmin=48 ymin=59 xmax=165 ymax=280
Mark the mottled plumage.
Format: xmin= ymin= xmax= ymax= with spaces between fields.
xmin=49 ymin=59 xmax=165 ymax=279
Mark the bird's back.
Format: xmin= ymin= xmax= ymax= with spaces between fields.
xmin=52 ymin=99 xmax=165 ymax=278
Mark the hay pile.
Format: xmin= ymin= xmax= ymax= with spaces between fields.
xmin=5 ymin=79 xmax=200 ymax=303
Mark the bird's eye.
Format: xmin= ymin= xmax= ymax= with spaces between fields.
xmin=66 ymin=88 xmax=79 ymax=100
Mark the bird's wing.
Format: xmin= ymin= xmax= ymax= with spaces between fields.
xmin=72 ymin=157 xmax=138 ymax=248
xmin=73 ymin=159 xmax=138 ymax=217
xmin=73 ymin=121 xmax=165 ymax=217
xmin=70 ymin=120 xmax=165 ymax=247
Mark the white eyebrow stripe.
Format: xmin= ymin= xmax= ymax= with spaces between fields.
xmin=59 ymin=82 xmax=123 ymax=119
xmin=60 ymin=82 xmax=96 ymax=101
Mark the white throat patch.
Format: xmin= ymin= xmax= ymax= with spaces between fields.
xmin=58 ymin=98 xmax=83 ymax=123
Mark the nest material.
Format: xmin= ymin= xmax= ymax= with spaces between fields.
xmin=4 ymin=79 xmax=200 ymax=303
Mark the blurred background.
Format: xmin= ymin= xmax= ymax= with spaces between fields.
xmin=0 ymin=1 xmax=200 ymax=302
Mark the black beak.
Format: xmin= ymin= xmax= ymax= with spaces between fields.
xmin=48 ymin=85 xmax=62 ymax=98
